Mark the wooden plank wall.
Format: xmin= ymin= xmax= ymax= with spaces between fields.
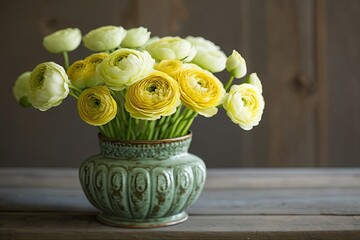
xmin=0 ymin=0 xmax=359 ymax=167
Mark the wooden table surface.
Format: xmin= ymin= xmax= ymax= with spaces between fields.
xmin=0 ymin=168 xmax=359 ymax=239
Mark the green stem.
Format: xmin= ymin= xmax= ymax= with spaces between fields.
xmin=224 ymin=76 xmax=235 ymax=91
xmin=68 ymin=85 xmax=82 ymax=98
xmin=147 ymin=120 xmax=156 ymax=140
xmin=63 ymin=52 xmax=69 ymax=70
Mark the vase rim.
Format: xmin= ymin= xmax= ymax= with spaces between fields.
xmin=98 ymin=131 xmax=192 ymax=145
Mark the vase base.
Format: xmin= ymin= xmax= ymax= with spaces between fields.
xmin=96 ymin=211 xmax=188 ymax=228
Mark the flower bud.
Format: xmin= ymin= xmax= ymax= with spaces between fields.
xmin=226 ymin=50 xmax=247 ymax=78
xmin=83 ymin=26 xmax=126 ymax=52
xmin=13 ymin=72 xmax=32 ymax=107
xmin=43 ymin=28 xmax=82 ymax=53
xmin=121 ymin=27 xmax=151 ymax=48
xmin=246 ymin=72 xmax=263 ymax=94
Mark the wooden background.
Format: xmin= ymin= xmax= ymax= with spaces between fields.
xmin=0 ymin=0 xmax=359 ymax=168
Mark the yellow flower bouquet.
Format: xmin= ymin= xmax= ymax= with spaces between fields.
xmin=13 ymin=26 xmax=265 ymax=140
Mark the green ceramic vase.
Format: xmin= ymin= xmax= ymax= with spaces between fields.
xmin=79 ymin=132 xmax=206 ymax=228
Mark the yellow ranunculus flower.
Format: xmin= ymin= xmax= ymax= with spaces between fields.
xmin=177 ymin=68 xmax=225 ymax=117
xmin=97 ymin=48 xmax=155 ymax=91
xmin=125 ymin=71 xmax=181 ymax=120
xmin=223 ymin=84 xmax=265 ymax=130
xmin=154 ymin=60 xmax=183 ymax=78
xmin=77 ymin=86 xmax=117 ymax=126
xmin=67 ymin=53 xmax=108 ymax=89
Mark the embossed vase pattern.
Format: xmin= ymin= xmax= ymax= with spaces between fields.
xmin=79 ymin=133 xmax=206 ymax=228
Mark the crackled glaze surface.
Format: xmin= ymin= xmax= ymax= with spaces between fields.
xmin=79 ymin=134 xmax=206 ymax=228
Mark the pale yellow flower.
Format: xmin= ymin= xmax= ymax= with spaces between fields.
xmin=83 ymin=26 xmax=126 ymax=52
xmin=146 ymin=37 xmax=197 ymax=62
xmin=77 ymin=86 xmax=117 ymax=126
xmin=223 ymin=84 xmax=265 ymax=130
xmin=67 ymin=53 xmax=108 ymax=89
xmin=191 ymin=49 xmax=227 ymax=73
xmin=97 ymin=48 xmax=155 ymax=91
xmin=226 ymin=50 xmax=247 ymax=78
xmin=177 ymin=68 xmax=225 ymax=117
xmin=121 ymin=27 xmax=151 ymax=48
xmin=43 ymin=28 xmax=81 ymax=53
xmin=185 ymin=36 xmax=226 ymax=73
xmin=154 ymin=60 xmax=183 ymax=78
xmin=13 ymin=71 xmax=31 ymax=106
xmin=27 ymin=62 xmax=69 ymax=111
xmin=125 ymin=71 xmax=181 ymax=120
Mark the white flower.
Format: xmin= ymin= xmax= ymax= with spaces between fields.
xmin=43 ymin=28 xmax=81 ymax=53
xmin=185 ymin=36 xmax=226 ymax=72
xmin=226 ymin=50 xmax=247 ymax=78
xmin=83 ymin=26 xmax=126 ymax=52
xmin=191 ymin=49 xmax=227 ymax=73
xmin=13 ymin=71 xmax=31 ymax=107
xmin=185 ymin=36 xmax=220 ymax=51
xmin=97 ymin=48 xmax=155 ymax=91
xmin=121 ymin=27 xmax=151 ymax=48
xmin=223 ymin=84 xmax=265 ymax=130
xmin=27 ymin=62 xmax=69 ymax=111
xmin=146 ymin=37 xmax=197 ymax=62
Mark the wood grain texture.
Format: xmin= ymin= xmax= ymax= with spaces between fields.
xmin=0 ymin=168 xmax=359 ymax=239
xmin=325 ymin=0 xmax=360 ymax=167
xmin=1 ymin=213 xmax=359 ymax=240
xmin=0 ymin=0 xmax=359 ymax=168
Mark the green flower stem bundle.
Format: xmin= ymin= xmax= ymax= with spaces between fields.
xmin=13 ymin=26 xmax=265 ymax=140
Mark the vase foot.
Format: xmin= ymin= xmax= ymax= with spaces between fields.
xmin=96 ymin=211 xmax=188 ymax=228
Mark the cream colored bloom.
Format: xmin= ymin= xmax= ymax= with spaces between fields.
xmin=27 ymin=62 xmax=69 ymax=111
xmin=226 ymin=50 xmax=247 ymax=78
xmin=146 ymin=37 xmax=197 ymax=62
xmin=246 ymin=72 xmax=263 ymax=94
xmin=191 ymin=49 xmax=227 ymax=73
xmin=121 ymin=27 xmax=151 ymax=48
xmin=154 ymin=60 xmax=183 ymax=78
xmin=185 ymin=36 xmax=226 ymax=72
xmin=223 ymin=84 xmax=265 ymax=130
xmin=177 ymin=68 xmax=225 ymax=117
xmin=125 ymin=71 xmax=181 ymax=120
xmin=67 ymin=53 xmax=108 ymax=89
xmin=77 ymin=86 xmax=117 ymax=126
xmin=97 ymin=48 xmax=155 ymax=91
xmin=43 ymin=28 xmax=82 ymax=53
xmin=13 ymin=71 xmax=31 ymax=107
xmin=83 ymin=26 xmax=126 ymax=52
xmin=185 ymin=36 xmax=220 ymax=51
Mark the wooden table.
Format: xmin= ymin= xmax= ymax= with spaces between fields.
xmin=0 ymin=168 xmax=359 ymax=239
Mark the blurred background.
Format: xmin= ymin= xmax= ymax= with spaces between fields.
xmin=0 ymin=0 xmax=359 ymax=168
